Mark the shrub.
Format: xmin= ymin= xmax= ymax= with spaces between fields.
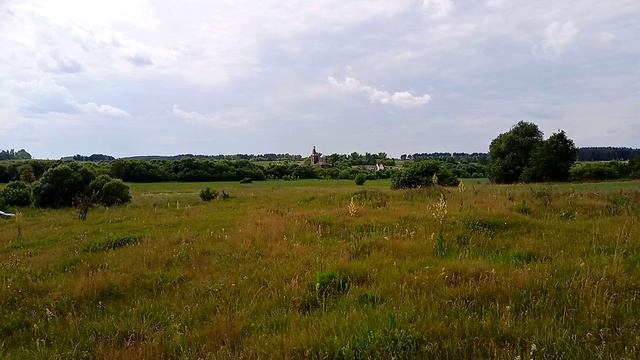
xmin=338 ymin=169 xmax=352 ymax=179
xmin=32 ymin=163 xmax=95 ymax=208
xmin=87 ymin=175 xmax=131 ymax=207
xmin=239 ymin=177 xmax=252 ymax=184
xmin=354 ymin=174 xmax=366 ymax=186
xmin=1 ymin=181 xmax=32 ymax=207
xmin=99 ymin=179 xmax=131 ymax=206
xmin=200 ymin=187 xmax=219 ymax=201
xmin=82 ymin=236 xmax=140 ymax=253
xmin=570 ymin=162 xmax=622 ymax=181
xmin=313 ymin=270 xmax=350 ymax=298
xmin=391 ymin=160 xmax=459 ymax=189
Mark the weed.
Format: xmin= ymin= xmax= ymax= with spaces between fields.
xmin=200 ymin=187 xmax=219 ymax=201
xmin=82 ymin=235 xmax=140 ymax=252
xmin=513 ymin=201 xmax=532 ymax=215
xmin=433 ymin=232 xmax=447 ymax=257
xmin=348 ymin=197 xmax=358 ymax=217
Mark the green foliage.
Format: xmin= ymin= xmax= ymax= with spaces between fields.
xmin=391 ymin=160 xmax=459 ymax=189
xmin=82 ymin=236 xmax=140 ymax=253
xmin=521 ymin=130 xmax=577 ymax=182
xmin=488 ymin=121 xmax=543 ymax=183
xmin=629 ymin=155 xmax=640 ymax=179
xmin=313 ymin=270 xmax=351 ymax=298
xmin=489 ymin=122 xmax=577 ymax=183
xmin=1 ymin=181 xmax=32 ymax=207
xmin=570 ymin=162 xmax=624 ymax=181
xmin=32 ymin=162 xmax=96 ymax=208
xmin=433 ymin=233 xmax=447 ymax=257
xmin=30 ymin=163 xmax=130 ymax=209
xmin=0 ymin=149 xmax=31 ymax=160
xmin=99 ymin=179 xmax=131 ymax=206
xmin=18 ymin=164 xmax=36 ymax=183
xmin=354 ymin=174 xmax=366 ymax=185
xmin=199 ymin=187 xmax=219 ymax=201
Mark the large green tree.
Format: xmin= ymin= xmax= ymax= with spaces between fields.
xmin=488 ymin=121 xmax=543 ymax=183
xmin=489 ymin=122 xmax=577 ymax=183
xmin=521 ymin=130 xmax=577 ymax=182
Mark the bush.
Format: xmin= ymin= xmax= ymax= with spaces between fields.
xmin=239 ymin=177 xmax=252 ymax=184
xmin=200 ymin=187 xmax=219 ymax=201
xmin=99 ymin=179 xmax=131 ymax=206
xmin=391 ymin=160 xmax=459 ymax=189
xmin=86 ymin=175 xmax=131 ymax=207
xmin=33 ymin=163 xmax=95 ymax=208
xmin=354 ymin=174 xmax=366 ymax=186
xmin=313 ymin=270 xmax=351 ymax=298
xmin=1 ymin=181 xmax=31 ymax=207
xmin=570 ymin=162 xmax=621 ymax=181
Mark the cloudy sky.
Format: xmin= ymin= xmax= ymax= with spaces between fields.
xmin=1 ymin=0 xmax=639 ymax=158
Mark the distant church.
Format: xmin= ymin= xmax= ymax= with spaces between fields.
xmin=309 ymin=146 xmax=330 ymax=167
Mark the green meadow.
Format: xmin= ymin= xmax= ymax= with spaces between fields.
xmin=1 ymin=179 xmax=639 ymax=359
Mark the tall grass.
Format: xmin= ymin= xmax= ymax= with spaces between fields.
xmin=0 ymin=179 xmax=639 ymax=358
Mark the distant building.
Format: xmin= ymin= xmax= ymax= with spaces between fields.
xmin=309 ymin=146 xmax=330 ymax=167
xmin=363 ymin=163 xmax=386 ymax=171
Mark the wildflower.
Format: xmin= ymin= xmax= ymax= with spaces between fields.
xmin=431 ymin=173 xmax=438 ymax=186
xmin=458 ymin=181 xmax=466 ymax=193
xmin=429 ymin=194 xmax=448 ymax=225
xmin=348 ymin=197 xmax=358 ymax=217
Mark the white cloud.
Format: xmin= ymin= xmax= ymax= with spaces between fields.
xmin=328 ymin=76 xmax=432 ymax=108
xmin=485 ymin=0 xmax=508 ymax=8
xmin=17 ymin=77 xmax=130 ymax=117
xmin=422 ymin=0 xmax=454 ymax=19
xmin=540 ymin=21 xmax=579 ymax=57
xmin=172 ymin=105 xmax=250 ymax=127
xmin=37 ymin=52 xmax=83 ymax=73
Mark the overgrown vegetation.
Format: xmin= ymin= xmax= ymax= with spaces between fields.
xmin=391 ymin=160 xmax=459 ymax=189
xmin=2 ymin=179 xmax=637 ymax=358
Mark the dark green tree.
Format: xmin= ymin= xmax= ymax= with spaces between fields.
xmin=521 ymin=130 xmax=577 ymax=182
xmin=488 ymin=121 xmax=543 ymax=183
xmin=32 ymin=163 xmax=96 ymax=208
xmin=629 ymin=155 xmax=640 ymax=178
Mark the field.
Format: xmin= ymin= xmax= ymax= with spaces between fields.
xmin=1 ymin=179 xmax=639 ymax=359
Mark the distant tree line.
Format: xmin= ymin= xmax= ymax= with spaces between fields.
xmin=325 ymin=152 xmax=395 ymax=167
xmin=0 ymin=149 xmax=31 ymax=160
xmin=0 ymin=158 xmax=393 ymax=185
xmin=576 ymin=147 xmax=640 ymax=161
xmin=121 ymin=153 xmax=304 ymax=162
xmin=400 ymin=152 xmax=489 ymax=164
xmin=70 ymin=154 xmax=116 ymax=161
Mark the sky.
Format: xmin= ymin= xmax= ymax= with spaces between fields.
xmin=1 ymin=0 xmax=639 ymax=159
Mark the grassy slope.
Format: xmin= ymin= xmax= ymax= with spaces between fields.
xmin=1 ymin=179 xmax=639 ymax=359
